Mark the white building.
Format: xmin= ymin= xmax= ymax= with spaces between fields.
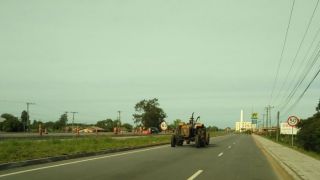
xmin=235 ymin=110 xmax=252 ymax=132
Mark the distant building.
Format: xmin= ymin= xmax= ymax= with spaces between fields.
xmin=235 ymin=121 xmax=252 ymax=132
xmin=235 ymin=110 xmax=252 ymax=132
xmin=79 ymin=126 xmax=105 ymax=133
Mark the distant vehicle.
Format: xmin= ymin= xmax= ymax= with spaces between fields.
xmin=149 ymin=127 xmax=159 ymax=134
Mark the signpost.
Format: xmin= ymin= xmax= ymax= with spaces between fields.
xmin=287 ymin=116 xmax=300 ymax=147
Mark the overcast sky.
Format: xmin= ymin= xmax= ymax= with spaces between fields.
xmin=1 ymin=0 xmax=320 ymax=128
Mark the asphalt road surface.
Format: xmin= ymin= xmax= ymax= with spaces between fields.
xmin=0 ymin=134 xmax=281 ymax=180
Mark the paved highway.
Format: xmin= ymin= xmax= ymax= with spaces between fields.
xmin=0 ymin=134 xmax=282 ymax=180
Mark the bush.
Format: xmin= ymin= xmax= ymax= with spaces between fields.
xmin=297 ymin=113 xmax=320 ymax=152
xmin=1 ymin=119 xmax=23 ymax=132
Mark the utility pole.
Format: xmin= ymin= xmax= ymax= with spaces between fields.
xmin=70 ymin=112 xmax=78 ymax=133
xmin=26 ymin=102 xmax=35 ymax=132
xmin=265 ymin=107 xmax=269 ymax=129
xmin=276 ymin=111 xmax=280 ymax=142
xmin=265 ymin=105 xmax=274 ymax=136
xmin=268 ymin=105 xmax=274 ymax=128
xmin=269 ymin=105 xmax=274 ymax=128
xmin=118 ymin=111 xmax=121 ymax=121
xmin=262 ymin=114 xmax=266 ymax=128
xmin=118 ymin=111 xmax=121 ymax=127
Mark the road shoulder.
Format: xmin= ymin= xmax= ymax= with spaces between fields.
xmin=253 ymin=134 xmax=320 ymax=180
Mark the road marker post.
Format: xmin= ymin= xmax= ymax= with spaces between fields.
xmin=287 ymin=116 xmax=300 ymax=147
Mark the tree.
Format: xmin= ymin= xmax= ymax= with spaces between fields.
xmin=316 ymin=99 xmax=320 ymax=113
xmin=0 ymin=113 xmax=23 ymax=132
xmin=122 ymin=123 xmax=133 ymax=132
xmin=96 ymin=119 xmax=114 ymax=132
xmin=297 ymin=101 xmax=320 ymax=152
xmin=173 ymin=119 xmax=182 ymax=128
xmin=54 ymin=113 xmax=68 ymax=130
xmin=133 ymin=98 xmax=167 ymax=129
xmin=21 ymin=110 xmax=29 ymax=132
xmin=207 ymin=126 xmax=219 ymax=131
xmin=30 ymin=120 xmax=43 ymax=130
xmin=44 ymin=121 xmax=55 ymax=131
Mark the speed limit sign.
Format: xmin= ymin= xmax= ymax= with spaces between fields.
xmin=287 ymin=116 xmax=300 ymax=127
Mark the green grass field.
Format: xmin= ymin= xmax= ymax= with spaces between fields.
xmin=0 ymin=131 xmax=230 ymax=164
xmin=0 ymin=135 xmax=170 ymax=164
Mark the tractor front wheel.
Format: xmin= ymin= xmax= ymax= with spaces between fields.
xmin=195 ymin=135 xmax=201 ymax=148
xmin=206 ymin=133 xmax=210 ymax=145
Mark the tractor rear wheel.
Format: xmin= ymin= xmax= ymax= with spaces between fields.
xmin=171 ymin=135 xmax=176 ymax=147
xmin=177 ymin=140 xmax=183 ymax=146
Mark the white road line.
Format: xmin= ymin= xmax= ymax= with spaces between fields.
xmin=228 ymin=145 xmax=232 ymax=149
xmin=0 ymin=145 xmax=167 ymax=178
xmin=218 ymin=152 xmax=224 ymax=157
xmin=187 ymin=170 xmax=203 ymax=180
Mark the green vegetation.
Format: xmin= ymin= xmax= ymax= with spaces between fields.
xmin=96 ymin=119 xmax=117 ymax=132
xmin=296 ymin=99 xmax=320 ymax=152
xmin=262 ymin=135 xmax=320 ymax=160
xmin=20 ymin=110 xmax=29 ymax=131
xmin=133 ymin=98 xmax=167 ymax=128
xmin=261 ymin=100 xmax=320 ymax=155
xmin=0 ymin=135 xmax=170 ymax=164
xmin=0 ymin=113 xmax=23 ymax=132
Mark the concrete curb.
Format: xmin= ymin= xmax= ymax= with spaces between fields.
xmin=0 ymin=142 xmax=169 ymax=171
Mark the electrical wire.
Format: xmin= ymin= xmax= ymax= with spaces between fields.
xmin=283 ymin=62 xmax=320 ymax=115
xmin=269 ymin=0 xmax=296 ymax=104
xmin=274 ymin=0 xmax=319 ymax=105
xmin=278 ymin=20 xmax=320 ymax=108
xmin=279 ymin=37 xmax=320 ymax=111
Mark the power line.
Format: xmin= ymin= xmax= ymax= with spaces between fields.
xmin=278 ymin=19 xmax=320 ymax=108
xmin=283 ymin=63 xmax=320 ymax=115
xmin=279 ymin=38 xmax=320 ymax=111
xmin=274 ymin=0 xmax=319 ymax=105
xmin=270 ymin=0 xmax=296 ymax=104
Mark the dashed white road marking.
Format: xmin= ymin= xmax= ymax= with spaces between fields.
xmin=187 ymin=170 xmax=203 ymax=180
xmin=228 ymin=145 xmax=232 ymax=149
xmin=218 ymin=152 xmax=224 ymax=157
xmin=0 ymin=145 xmax=167 ymax=178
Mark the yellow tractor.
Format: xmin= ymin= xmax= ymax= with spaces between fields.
xmin=171 ymin=113 xmax=210 ymax=148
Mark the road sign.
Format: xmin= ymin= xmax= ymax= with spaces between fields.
xmin=280 ymin=123 xmax=299 ymax=135
xmin=287 ymin=116 xmax=300 ymax=127
xmin=160 ymin=121 xmax=168 ymax=131
xmin=251 ymin=113 xmax=258 ymax=120
xmin=287 ymin=115 xmax=300 ymax=147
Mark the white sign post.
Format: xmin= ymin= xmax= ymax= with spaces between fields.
xmin=287 ymin=116 xmax=300 ymax=147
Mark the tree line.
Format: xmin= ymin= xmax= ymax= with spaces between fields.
xmin=0 ymin=98 xmax=222 ymax=133
xmin=0 ymin=98 xmax=169 ymax=132
xmin=296 ymin=99 xmax=320 ymax=153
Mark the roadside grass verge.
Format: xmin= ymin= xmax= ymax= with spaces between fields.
xmin=0 ymin=135 xmax=170 ymax=164
xmin=260 ymin=135 xmax=320 ymax=160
